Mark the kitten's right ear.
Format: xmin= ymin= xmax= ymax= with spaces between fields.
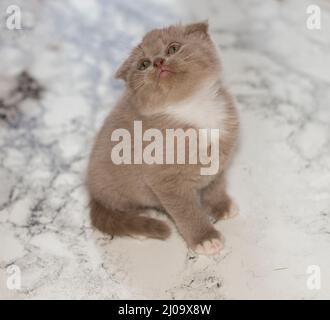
xmin=184 ymin=21 xmax=209 ymax=38
xmin=114 ymin=58 xmax=130 ymax=81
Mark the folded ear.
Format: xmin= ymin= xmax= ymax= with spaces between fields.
xmin=184 ymin=21 xmax=209 ymax=37
xmin=114 ymin=58 xmax=131 ymax=81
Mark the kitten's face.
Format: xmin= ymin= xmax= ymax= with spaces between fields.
xmin=115 ymin=22 xmax=221 ymax=110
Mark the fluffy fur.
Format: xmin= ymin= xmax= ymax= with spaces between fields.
xmin=87 ymin=22 xmax=239 ymax=255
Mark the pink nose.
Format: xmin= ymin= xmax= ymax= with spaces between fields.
xmin=153 ymin=57 xmax=165 ymax=68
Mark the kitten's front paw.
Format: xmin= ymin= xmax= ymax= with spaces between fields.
xmin=194 ymin=238 xmax=224 ymax=255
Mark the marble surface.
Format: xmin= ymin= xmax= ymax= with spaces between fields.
xmin=0 ymin=0 xmax=330 ymax=299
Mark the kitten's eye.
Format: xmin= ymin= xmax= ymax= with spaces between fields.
xmin=137 ymin=59 xmax=151 ymax=71
xmin=167 ymin=43 xmax=181 ymax=55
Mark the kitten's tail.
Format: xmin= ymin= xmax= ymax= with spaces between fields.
xmin=89 ymin=199 xmax=171 ymax=240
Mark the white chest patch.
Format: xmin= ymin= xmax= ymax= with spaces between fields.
xmin=163 ymin=80 xmax=228 ymax=135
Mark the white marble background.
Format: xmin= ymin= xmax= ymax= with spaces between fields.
xmin=0 ymin=0 xmax=329 ymax=299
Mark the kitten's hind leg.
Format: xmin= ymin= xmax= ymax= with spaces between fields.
xmin=202 ymin=174 xmax=239 ymax=222
xmin=208 ymin=195 xmax=239 ymax=222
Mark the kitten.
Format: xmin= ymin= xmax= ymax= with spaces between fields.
xmin=87 ymin=22 xmax=239 ymax=255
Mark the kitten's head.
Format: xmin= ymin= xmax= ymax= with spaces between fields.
xmin=115 ymin=22 xmax=221 ymax=113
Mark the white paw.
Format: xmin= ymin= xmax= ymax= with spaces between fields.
xmin=194 ymin=238 xmax=224 ymax=255
xmin=223 ymin=202 xmax=239 ymax=220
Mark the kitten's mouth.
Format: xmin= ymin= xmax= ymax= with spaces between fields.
xmin=158 ymin=67 xmax=174 ymax=79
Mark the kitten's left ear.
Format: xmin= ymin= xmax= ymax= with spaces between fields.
xmin=184 ymin=21 xmax=209 ymax=38
xmin=115 ymin=58 xmax=130 ymax=81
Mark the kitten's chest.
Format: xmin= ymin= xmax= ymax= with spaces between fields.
xmin=163 ymin=94 xmax=227 ymax=133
